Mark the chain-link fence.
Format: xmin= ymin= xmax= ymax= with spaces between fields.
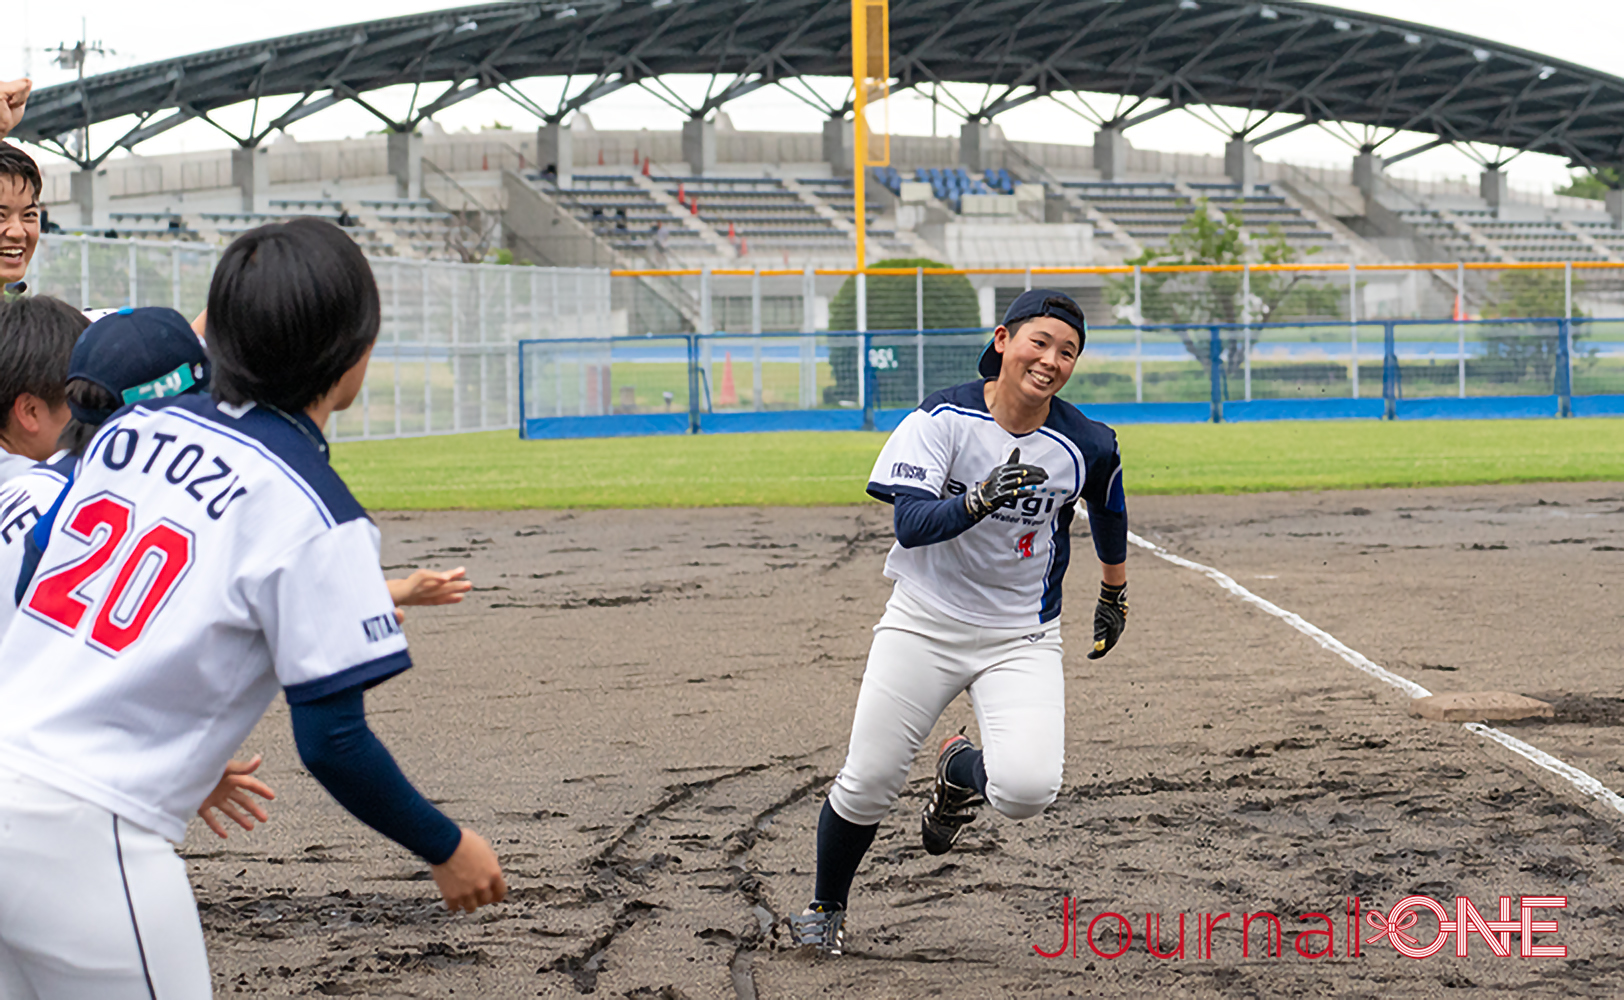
xmin=520 ymin=316 xmax=1614 ymax=437
xmin=23 ymin=235 xmax=612 ymax=442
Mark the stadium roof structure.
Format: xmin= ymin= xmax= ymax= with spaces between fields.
xmin=17 ymin=0 xmax=1624 ymax=175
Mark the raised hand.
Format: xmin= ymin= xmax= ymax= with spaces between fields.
xmin=0 ymin=80 xmax=30 ymax=141
xmin=965 ymin=447 xmax=1048 ymax=521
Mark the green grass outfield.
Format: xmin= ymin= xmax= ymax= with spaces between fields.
xmin=331 ymin=419 xmax=1624 ymax=509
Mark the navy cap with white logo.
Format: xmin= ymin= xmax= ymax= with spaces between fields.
xmin=977 ymin=288 xmax=1088 ymax=378
xmin=66 ymin=307 xmax=210 ymax=424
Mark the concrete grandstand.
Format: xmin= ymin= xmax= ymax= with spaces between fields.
xmin=14 ymin=0 xmax=1624 ymax=313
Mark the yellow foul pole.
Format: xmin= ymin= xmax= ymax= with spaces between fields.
xmin=851 ymin=0 xmax=867 ymax=271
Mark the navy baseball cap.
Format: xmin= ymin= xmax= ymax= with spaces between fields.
xmin=66 ymin=307 xmax=210 ymax=424
xmin=978 ymin=288 xmax=1088 ymax=378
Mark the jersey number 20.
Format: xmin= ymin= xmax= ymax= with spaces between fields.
xmin=26 ymin=493 xmax=196 ymax=654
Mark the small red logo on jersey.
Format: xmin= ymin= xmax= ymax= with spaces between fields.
xmin=1016 ymin=531 xmax=1036 ymax=559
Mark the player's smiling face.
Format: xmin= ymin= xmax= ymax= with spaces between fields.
xmin=0 ymin=174 xmax=38 ymax=283
xmin=993 ymin=316 xmax=1080 ymax=402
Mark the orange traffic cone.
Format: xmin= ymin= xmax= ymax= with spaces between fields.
xmin=727 ymin=220 xmax=736 ymax=240
xmin=677 ymin=182 xmax=685 ymax=202
xmin=739 ymin=237 xmax=749 ymax=255
xmin=597 ymin=149 xmax=605 ymax=165
xmin=718 ymin=352 xmax=738 ymax=407
xmin=691 ymin=198 xmax=699 ymax=216
xmin=642 ymin=157 xmax=651 ymax=176
xmin=482 ymin=153 xmax=489 ymax=170
xmin=1452 ymin=293 xmax=1466 ymax=321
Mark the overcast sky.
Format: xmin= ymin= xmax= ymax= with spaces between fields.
xmin=11 ymin=1 xmax=1622 ymax=189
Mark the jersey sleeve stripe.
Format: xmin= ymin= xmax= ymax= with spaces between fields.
xmin=866 ymin=482 xmax=937 ymax=504
xmin=283 ymin=649 xmax=412 ymax=706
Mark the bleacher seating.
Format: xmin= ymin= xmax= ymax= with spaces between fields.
xmin=1576 ymin=222 xmax=1624 ymax=258
xmin=1398 ymin=208 xmax=1496 ymax=262
xmin=799 ymin=177 xmax=884 ymax=226
xmin=1470 ymin=220 xmax=1606 ymax=262
xmin=106 ymin=211 xmax=196 ymax=240
xmin=1187 ymin=183 xmax=1334 ymax=244
xmin=1063 ymin=181 xmax=1190 ymax=244
xmin=656 ymin=175 xmax=845 ymax=250
xmin=269 ymin=197 xmax=344 ymax=215
xmin=914 ymin=167 xmax=990 ymax=212
xmin=532 ymin=174 xmax=710 ymax=254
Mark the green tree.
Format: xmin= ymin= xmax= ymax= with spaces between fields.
xmin=1480 ymin=270 xmax=1582 ymax=320
xmin=1108 ymin=198 xmax=1338 ymax=386
xmin=828 ymin=257 xmax=979 ymax=329
xmin=1555 ymin=168 xmax=1619 ymax=201
xmin=826 ymin=258 xmax=981 ymax=406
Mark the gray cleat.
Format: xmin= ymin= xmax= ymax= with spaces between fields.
xmin=788 ymin=902 xmax=846 ymax=954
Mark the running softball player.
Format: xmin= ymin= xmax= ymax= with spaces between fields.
xmin=790 ymin=289 xmax=1129 ymax=953
xmin=0 ymin=220 xmax=505 ymax=998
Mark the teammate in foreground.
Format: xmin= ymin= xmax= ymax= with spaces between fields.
xmin=790 ymin=290 xmax=1129 ymax=954
xmin=0 ymin=296 xmax=83 ymax=483
xmin=0 ymin=305 xmax=279 ymax=842
xmin=0 ymin=219 xmax=505 ymax=998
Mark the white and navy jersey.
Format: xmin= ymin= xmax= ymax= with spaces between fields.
xmin=0 ymin=449 xmax=38 ymax=486
xmin=0 ymin=453 xmax=73 ymax=636
xmin=867 ymin=380 xmax=1126 ymax=628
xmin=0 ymin=396 xmax=408 ymax=843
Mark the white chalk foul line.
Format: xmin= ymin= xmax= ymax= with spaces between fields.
xmin=1128 ymin=531 xmax=1624 ymax=819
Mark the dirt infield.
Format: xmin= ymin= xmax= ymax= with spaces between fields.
xmin=191 ymin=484 xmax=1624 ymax=998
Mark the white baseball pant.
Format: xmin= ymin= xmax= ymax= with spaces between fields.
xmin=0 ymin=766 xmax=210 ymax=1000
xmin=828 ymin=583 xmax=1066 ymax=827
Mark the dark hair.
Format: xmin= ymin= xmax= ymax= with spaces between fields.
xmin=0 ymin=143 xmax=42 ymax=200
xmin=1008 ymin=296 xmax=1085 ymax=347
xmin=0 ymin=296 xmax=89 ymax=433
xmin=207 ymin=218 xmax=380 ymax=413
xmin=56 ymin=378 xmax=117 ymax=456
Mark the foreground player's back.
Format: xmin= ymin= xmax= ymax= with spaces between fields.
xmin=0 ymin=393 xmax=405 ymax=843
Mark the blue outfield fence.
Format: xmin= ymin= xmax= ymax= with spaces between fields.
xmin=517 ymin=318 xmax=1624 ymax=439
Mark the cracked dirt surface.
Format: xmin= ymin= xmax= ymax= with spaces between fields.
xmin=190 ymin=487 xmax=1624 ymax=997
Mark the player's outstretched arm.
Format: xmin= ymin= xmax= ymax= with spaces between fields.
xmin=290 ymin=687 xmax=507 ymax=913
xmin=196 ymin=755 xmax=276 ymax=839
xmin=388 ymin=566 xmax=472 ymax=607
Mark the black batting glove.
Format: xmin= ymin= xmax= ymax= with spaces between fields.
xmin=1088 ymin=583 xmax=1127 ymax=660
xmin=965 ymin=447 xmax=1049 ymax=521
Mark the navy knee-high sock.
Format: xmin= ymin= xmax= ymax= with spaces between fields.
xmin=945 ymin=746 xmax=988 ymax=796
xmin=813 ymin=799 xmax=878 ymax=909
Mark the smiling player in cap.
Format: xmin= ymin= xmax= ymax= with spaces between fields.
xmin=790 ymin=288 xmax=1129 ymax=954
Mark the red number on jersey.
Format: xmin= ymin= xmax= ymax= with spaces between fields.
xmin=89 ymin=521 xmax=195 ymax=654
xmin=26 ymin=495 xmax=196 ymax=655
xmin=25 ymin=494 xmax=133 ymax=631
